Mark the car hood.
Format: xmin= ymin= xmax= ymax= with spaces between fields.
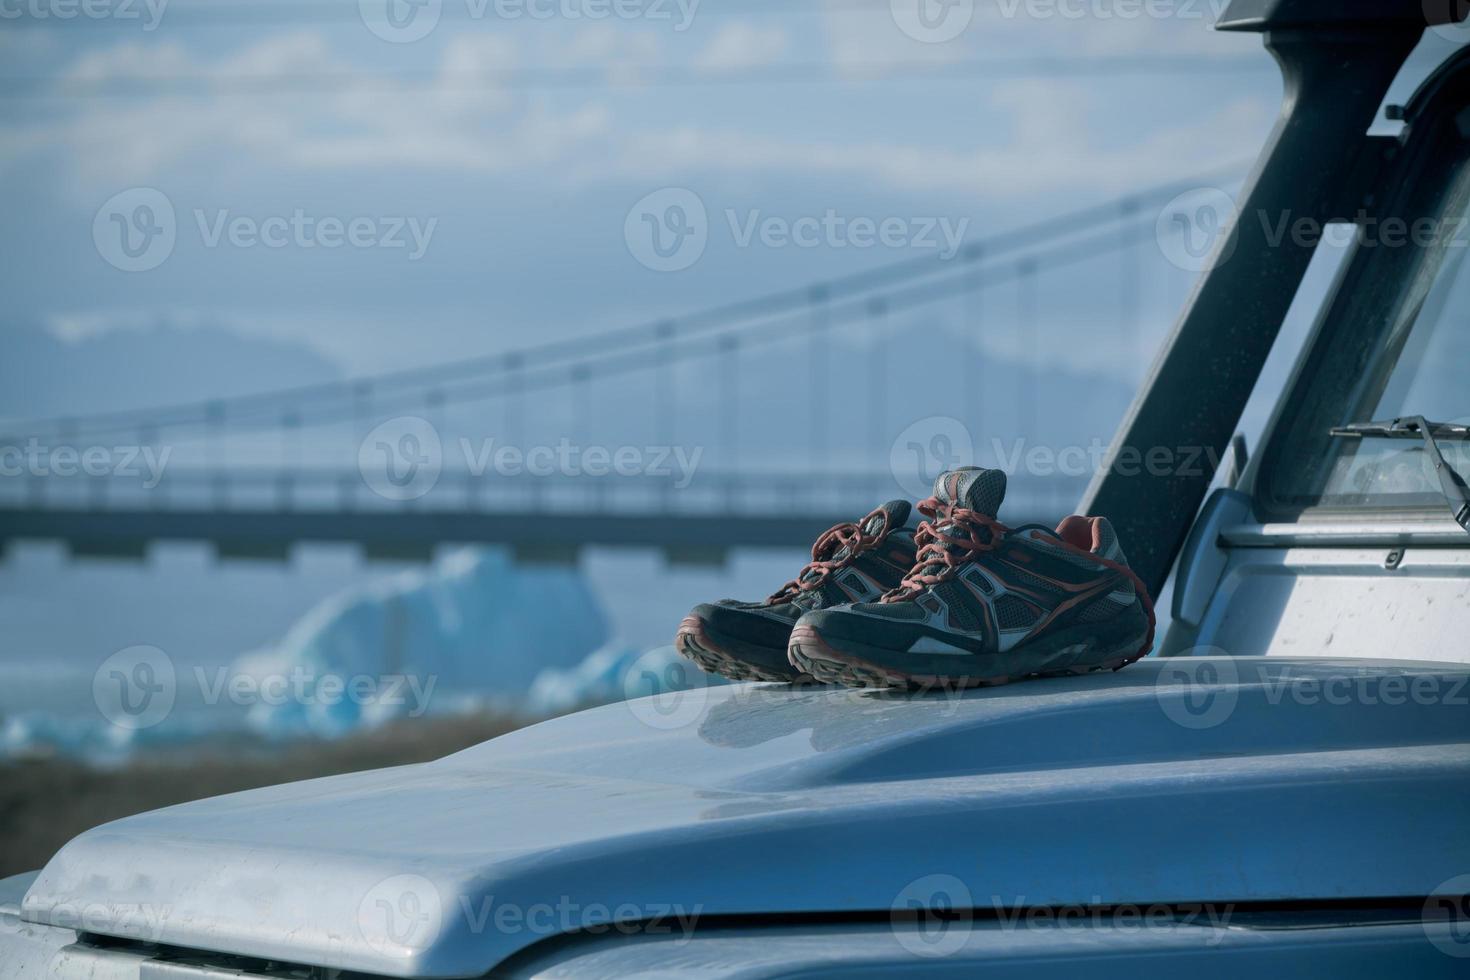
xmin=22 ymin=657 xmax=1470 ymax=978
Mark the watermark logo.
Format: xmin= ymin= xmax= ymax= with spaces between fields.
xmin=359 ymin=0 xmax=442 ymax=42
xmin=622 ymin=649 xmax=711 ymax=730
xmin=360 ymin=416 xmax=443 ymax=501
xmin=1424 ymin=874 xmax=1470 ymax=958
xmin=1155 ymin=653 xmax=1239 ymax=730
xmin=889 ymin=416 xmax=974 ymax=499
xmin=93 ymin=645 xmax=176 ymax=730
xmin=625 ymin=187 xmax=708 ymax=273
xmin=359 ymin=874 xmax=444 ymax=956
xmin=94 ymin=187 xmax=176 ymax=273
xmin=892 ymin=873 xmax=973 ymax=958
xmin=890 ymin=0 xmax=974 ymax=42
xmin=1156 ymin=186 xmax=1238 ymax=273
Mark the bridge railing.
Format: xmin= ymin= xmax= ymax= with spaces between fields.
xmin=0 ymin=467 xmax=1089 ymax=522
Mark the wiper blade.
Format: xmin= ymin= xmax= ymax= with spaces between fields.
xmin=1328 ymin=416 xmax=1470 ymax=531
xmin=1331 ymin=418 xmax=1470 ymax=440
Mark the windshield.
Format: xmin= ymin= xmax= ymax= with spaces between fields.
xmin=1265 ymin=99 xmax=1470 ymax=519
xmin=1316 ymin=219 xmax=1470 ymax=509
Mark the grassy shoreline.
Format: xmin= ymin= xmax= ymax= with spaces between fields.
xmin=0 ymin=711 xmax=528 ymax=878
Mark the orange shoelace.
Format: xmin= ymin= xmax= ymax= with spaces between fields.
xmin=767 ymin=506 xmax=895 ymax=604
xmin=883 ymin=496 xmax=1008 ymax=601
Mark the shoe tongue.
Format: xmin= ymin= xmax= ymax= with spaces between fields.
xmin=864 ymin=499 xmax=912 ymax=534
xmin=885 ymin=471 xmax=1004 ymax=598
xmin=932 ymin=467 xmax=1007 ymax=516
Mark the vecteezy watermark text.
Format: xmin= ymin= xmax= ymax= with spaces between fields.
xmin=1258 ymin=669 xmax=1470 ymax=708
xmin=358 ymin=417 xmax=704 ymax=501
xmin=0 ymin=0 xmax=167 ymax=29
xmin=624 ymin=187 xmax=971 ymax=272
xmin=1156 ymin=656 xmax=1470 ymax=730
xmin=890 ymin=873 xmax=1236 ymax=959
xmin=194 ymin=209 xmax=437 ymax=260
xmin=26 ymin=899 xmax=172 ymax=943
xmin=725 ymin=210 xmax=969 ymax=260
xmin=355 ymin=874 xmax=701 ymax=962
xmin=193 ymin=665 xmax=437 ymax=717
xmin=0 ymin=439 xmax=170 ymax=488
xmin=461 ymin=438 xmax=702 ymax=486
xmin=992 ymin=0 xmax=1229 ymax=22
xmin=990 ymin=436 xmax=1223 ymax=479
xmin=888 ymin=418 xmax=1232 ymax=496
xmin=359 ymin=0 xmax=698 ymax=43
xmin=1157 ymin=186 xmax=1470 ymax=273
xmin=454 ymin=895 xmax=701 ymax=938
xmin=990 ymin=896 xmax=1234 ymax=944
xmin=1258 ymin=210 xmax=1470 ymax=251
xmin=94 ymin=187 xmax=438 ymax=272
xmin=93 ymin=645 xmax=437 ymax=731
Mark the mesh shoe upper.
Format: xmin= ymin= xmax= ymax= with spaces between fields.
xmin=803 ymin=467 xmax=1151 ymax=657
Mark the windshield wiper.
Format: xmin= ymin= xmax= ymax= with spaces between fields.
xmin=1328 ymin=416 xmax=1470 ymax=531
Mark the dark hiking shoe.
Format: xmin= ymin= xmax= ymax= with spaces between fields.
xmin=787 ymin=467 xmax=1156 ymax=689
xmin=675 ymin=500 xmax=918 ymax=682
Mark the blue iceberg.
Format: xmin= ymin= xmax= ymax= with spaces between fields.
xmin=231 ymin=548 xmax=609 ymax=739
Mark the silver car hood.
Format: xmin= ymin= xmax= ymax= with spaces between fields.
xmin=21 ymin=657 xmax=1470 ymax=978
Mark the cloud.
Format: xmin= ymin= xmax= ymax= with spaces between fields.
xmin=3 ymin=25 xmax=1273 ymax=205
xmin=0 ymin=30 xmax=617 ymax=186
xmin=41 ymin=306 xmax=432 ymax=377
xmin=604 ymin=82 xmax=1273 ymax=200
xmin=556 ymin=23 xmax=664 ymax=67
xmin=694 ymin=22 xmax=791 ymax=72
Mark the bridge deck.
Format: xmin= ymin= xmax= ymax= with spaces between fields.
xmin=0 ymin=470 xmax=1083 ymax=562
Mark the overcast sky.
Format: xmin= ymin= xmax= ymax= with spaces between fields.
xmin=2 ymin=0 xmax=1286 ymax=408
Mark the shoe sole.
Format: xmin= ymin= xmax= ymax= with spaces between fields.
xmin=787 ymin=606 xmax=1152 ymax=691
xmin=675 ymin=614 xmax=802 ymax=683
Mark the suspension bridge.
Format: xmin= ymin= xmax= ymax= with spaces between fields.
xmin=0 ymin=170 xmax=1237 ymax=563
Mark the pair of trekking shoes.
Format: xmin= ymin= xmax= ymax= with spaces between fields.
xmin=675 ymin=466 xmax=1156 ymax=690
